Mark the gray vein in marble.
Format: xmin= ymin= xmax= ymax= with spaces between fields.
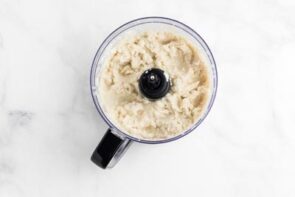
xmin=0 ymin=80 xmax=7 ymax=108
xmin=0 ymin=161 xmax=14 ymax=175
xmin=8 ymin=111 xmax=33 ymax=128
xmin=0 ymin=110 xmax=33 ymax=148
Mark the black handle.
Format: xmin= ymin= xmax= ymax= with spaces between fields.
xmin=91 ymin=129 xmax=131 ymax=169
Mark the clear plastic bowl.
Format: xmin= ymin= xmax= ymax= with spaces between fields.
xmin=90 ymin=17 xmax=218 ymax=168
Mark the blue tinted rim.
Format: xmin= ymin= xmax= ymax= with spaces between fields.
xmin=90 ymin=16 xmax=218 ymax=144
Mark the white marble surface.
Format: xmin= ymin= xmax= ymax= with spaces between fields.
xmin=1 ymin=0 xmax=295 ymax=196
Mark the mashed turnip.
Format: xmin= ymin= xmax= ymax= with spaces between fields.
xmin=97 ymin=31 xmax=210 ymax=140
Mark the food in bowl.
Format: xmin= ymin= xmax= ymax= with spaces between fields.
xmin=97 ymin=31 xmax=210 ymax=140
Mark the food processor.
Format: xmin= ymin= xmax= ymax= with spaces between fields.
xmin=90 ymin=17 xmax=218 ymax=169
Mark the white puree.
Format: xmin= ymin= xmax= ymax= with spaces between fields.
xmin=97 ymin=31 xmax=210 ymax=140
